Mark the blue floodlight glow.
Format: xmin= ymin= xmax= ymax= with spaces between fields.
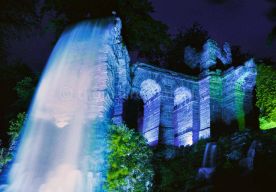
xmin=3 ymin=20 xmax=116 ymax=192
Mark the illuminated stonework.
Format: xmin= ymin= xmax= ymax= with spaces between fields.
xmin=184 ymin=39 xmax=232 ymax=70
xmin=140 ymin=79 xmax=161 ymax=102
xmin=174 ymin=87 xmax=193 ymax=147
xmin=139 ymin=79 xmax=161 ymax=145
xmin=129 ymin=64 xmax=210 ymax=146
xmin=112 ymin=40 xmax=256 ymax=147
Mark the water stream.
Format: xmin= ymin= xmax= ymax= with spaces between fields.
xmin=3 ymin=19 xmax=116 ymax=192
xmin=198 ymin=142 xmax=217 ymax=180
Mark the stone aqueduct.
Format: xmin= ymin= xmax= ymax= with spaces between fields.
xmin=104 ymin=18 xmax=257 ymax=147
xmin=111 ymin=60 xmax=256 ymax=147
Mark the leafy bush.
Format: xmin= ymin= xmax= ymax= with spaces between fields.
xmin=106 ymin=124 xmax=154 ymax=192
xmin=0 ymin=112 xmax=26 ymax=173
xmin=152 ymin=139 xmax=208 ymax=192
xmin=256 ymin=64 xmax=276 ymax=130
xmin=7 ymin=112 xmax=26 ymax=141
xmin=0 ymin=142 xmax=12 ymax=173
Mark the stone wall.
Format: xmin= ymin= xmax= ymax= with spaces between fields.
xmin=221 ymin=59 xmax=257 ymax=130
xmin=109 ymin=26 xmax=256 ymax=147
xmin=107 ymin=18 xmax=131 ymax=124
xmin=129 ymin=63 xmax=211 ymax=146
xmin=116 ymin=60 xmax=257 ymax=147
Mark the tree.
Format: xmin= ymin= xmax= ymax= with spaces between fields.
xmin=14 ymin=76 xmax=37 ymax=112
xmin=7 ymin=112 xmax=27 ymax=142
xmin=165 ymin=23 xmax=209 ymax=74
xmin=0 ymin=1 xmax=38 ymax=145
xmin=0 ymin=0 xmax=38 ymax=59
xmin=0 ymin=62 xmax=35 ymax=146
xmin=0 ymin=145 xmax=12 ymax=173
xmin=256 ymin=63 xmax=276 ymax=129
xmin=267 ymin=0 xmax=276 ymax=43
xmin=152 ymin=140 xmax=208 ymax=192
xmin=231 ymin=45 xmax=250 ymax=67
xmin=0 ymin=112 xmax=26 ymax=173
xmin=42 ymin=0 xmax=170 ymax=62
xmin=106 ymin=124 xmax=154 ymax=191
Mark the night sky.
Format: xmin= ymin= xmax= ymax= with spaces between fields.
xmin=8 ymin=0 xmax=276 ymax=71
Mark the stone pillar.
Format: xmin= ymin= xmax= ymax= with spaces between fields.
xmin=222 ymin=74 xmax=236 ymax=126
xmin=192 ymin=87 xmax=201 ymax=143
xmin=173 ymin=86 xmax=195 ymax=146
xmin=139 ymin=79 xmax=161 ymax=146
xmin=160 ymin=92 xmax=175 ymax=145
xmin=198 ymin=77 xmax=211 ymax=140
xmin=244 ymin=88 xmax=254 ymax=113
xmin=209 ymin=70 xmax=223 ymax=126
xmin=142 ymin=93 xmax=161 ymax=146
xmin=173 ymin=97 xmax=194 ymax=147
xmin=112 ymin=97 xmax=124 ymax=125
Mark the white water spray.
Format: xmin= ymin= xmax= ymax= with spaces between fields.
xmin=4 ymin=19 xmax=119 ymax=192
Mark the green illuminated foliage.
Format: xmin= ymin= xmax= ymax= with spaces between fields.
xmin=0 ymin=146 xmax=12 ymax=172
xmin=0 ymin=112 xmax=26 ymax=172
xmin=256 ymin=64 xmax=276 ymax=129
xmin=106 ymin=124 xmax=153 ymax=191
xmin=8 ymin=112 xmax=27 ymax=141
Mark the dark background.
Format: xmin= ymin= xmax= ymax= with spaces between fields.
xmin=6 ymin=0 xmax=276 ymax=71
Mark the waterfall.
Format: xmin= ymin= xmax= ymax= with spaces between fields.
xmin=1 ymin=18 xmax=124 ymax=192
xmin=198 ymin=142 xmax=217 ymax=179
xmin=202 ymin=142 xmax=217 ymax=168
xmin=239 ymin=140 xmax=257 ymax=171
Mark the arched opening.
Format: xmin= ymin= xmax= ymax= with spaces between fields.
xmin=173 ymin=87 xmax=193 ymax=147
xmin=122 ymin=93 xmax=144 ymax=132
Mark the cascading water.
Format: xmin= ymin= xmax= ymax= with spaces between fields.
xmin=2 ymin=18 xmax=121 ymax=192
xmin=198 ymin=142 xmax=217 ymax=180
xmin=202 ymin=142 xmax=217 ymax=168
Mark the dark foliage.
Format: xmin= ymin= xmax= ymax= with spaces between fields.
xmin=152 ymin=130 xmax=276 ymax=192
xmin=230 ymin=46 xmax=251 ymax=66
xmin=42 ymin=0 xmax=170 ymax=62
xmin=164 ymin=23 xmax=209 ymax=75
xmin=152 ymin=140 xmax=209 ymax=192
xmin=267 ymin=0 xmax=276 ymax=43
xmin=0 ymin=0 xmax=38 ymax=58
xmin=0 ymin=62 xmax=36 ymax=146
xmin=212 ymin=129 xmax=276 ymax=192
xmin=0 ymin=0 xmax=37 ymax=29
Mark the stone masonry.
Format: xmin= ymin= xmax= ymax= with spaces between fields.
xmin=110 ymin=30 xmax=257 ymax=147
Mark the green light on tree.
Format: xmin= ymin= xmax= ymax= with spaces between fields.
xmin=256 ymin=64 xmax=276 ymax=130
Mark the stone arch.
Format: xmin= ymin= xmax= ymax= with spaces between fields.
xmin=138 ymin=79 xmax=161 ymax=146
xmin=173 ymin=87 xmax=193 ymax=147
xmin=174 ymin=87 xmax=192 ymax=106
xmin=122 ymin=93 xmax=144 ymax=132
xmin=140 ymin=79 xmax=161 ymax=102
